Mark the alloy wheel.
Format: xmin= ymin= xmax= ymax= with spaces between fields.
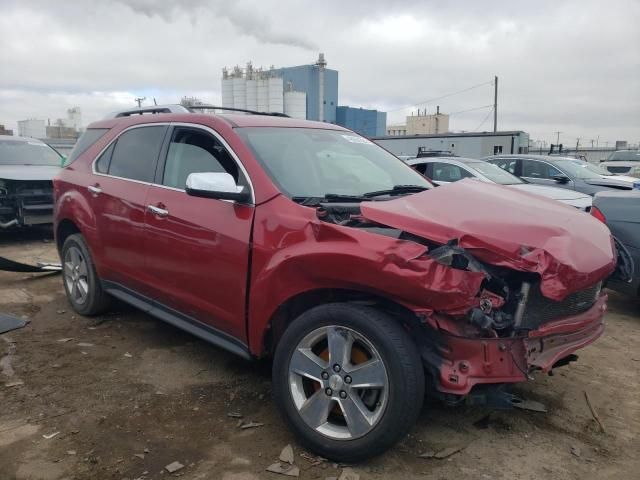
xmin=288 ymin=325 xmax=389 ymax=440
xmin=64 ymin=245 xmax=89 ymax=306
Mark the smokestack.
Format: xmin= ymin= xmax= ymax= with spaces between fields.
xmin=315 ymin=53 xmax=327 ymax=122
xmin=436 ymin=105 xmax=440 ymax=115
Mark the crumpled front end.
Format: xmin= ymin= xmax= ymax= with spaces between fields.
xmin=0 ymin=179 xmax=54 ymax=228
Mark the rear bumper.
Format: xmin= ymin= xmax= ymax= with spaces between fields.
xmin=426 ymin=294 xmax=607 ymax=395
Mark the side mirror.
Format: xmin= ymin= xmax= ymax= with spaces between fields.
xmin=551 ymin=174 xmax=570 ymax=184
xmin=185 ymin=172 xmax=250 ymax=202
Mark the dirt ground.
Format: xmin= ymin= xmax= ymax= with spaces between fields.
xmin=1 ymin=228 xmax=639 ymax=480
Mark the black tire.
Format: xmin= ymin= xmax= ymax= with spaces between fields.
xmin=61 ymin=233 xmax=111 ymax=316
xmin=272 ymin=303 xmax=424 ymax=462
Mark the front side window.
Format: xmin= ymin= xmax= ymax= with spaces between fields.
xmin=554 ymin=159 xmax=604 ymax=180
xmin=236 ymin=127 xmax=430 ymax=198
xmin=162 ymin=127 xmax=240 ymax=189
xmin=521 ymin=159 xmax=561 ymax=179
xmin=491 ymin=158 xmax=517 ymax=174
xmin=468 ymin=161 xmax=523 ymax=185
xmin=108 ymin=126 xmax=167 ymax=182
xmin=0 ymin=139 xmax=62 ymax=166
xmin=431 ymin=162 xmax=473 ymax=182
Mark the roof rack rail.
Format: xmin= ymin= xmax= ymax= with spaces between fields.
xmin=187 ymin=105 xmax=290 ymax=117
xmin=104 ymin=104 xmax=191 ymax=119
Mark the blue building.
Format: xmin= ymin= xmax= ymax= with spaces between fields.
xmin=336 ymin=106 xmax=387 ymax=137
xmin=272 ymin=55 xmax=338 ymax=123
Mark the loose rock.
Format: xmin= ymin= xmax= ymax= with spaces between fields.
xmin=266 ymin=462 xmax=300 ymax=477
xmin=279 ymin=444 xmax=295 ymax=464
xmin=164 ymin=461 xmax=184 ymax=473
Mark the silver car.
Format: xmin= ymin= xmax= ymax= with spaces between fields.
xmin=407 ymin=156 xmax=592 ymax=210
xmin=599 ymin=150 xmax=640 ymax=178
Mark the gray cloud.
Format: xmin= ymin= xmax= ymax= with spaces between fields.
xmin=0 ymin=0 xmax=638 ymax=145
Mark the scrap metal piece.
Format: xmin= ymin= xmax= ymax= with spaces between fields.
xmin=0 ymin=255 xmax=61 ymax=273
xmin=0 ymin=313 xmax=28 ymax=334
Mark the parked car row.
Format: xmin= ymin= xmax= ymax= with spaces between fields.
xmin=49 ymin=105 xmax=630 ymax=461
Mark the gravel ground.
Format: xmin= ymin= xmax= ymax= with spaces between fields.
xmin=1 ymin=228 xmax=639 ymax=480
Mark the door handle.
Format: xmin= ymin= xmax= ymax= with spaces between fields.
xmin=147 ymin=204 xmax=169 ymax=217
xmin=88 ymin=184 xmax=102 ymax=195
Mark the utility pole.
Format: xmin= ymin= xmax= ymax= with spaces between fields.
xmin=554 ymin=131 xmax=562 ymax=145
xmin=590 ymin=139 xmax=595 ymax=148
xmin=134 ymin=97 xmax=146 ymax=108
xmin=493 ymin=75 xmax=498 ymax=133
xmin=575 ymin=137 xmax=581 ymax=152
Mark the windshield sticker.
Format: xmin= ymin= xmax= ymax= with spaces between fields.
xmin=342 ymin=135 xmax=373 ymax=145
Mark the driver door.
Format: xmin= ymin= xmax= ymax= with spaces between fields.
xmin=142 ymin=125 xmax=254 ymax=342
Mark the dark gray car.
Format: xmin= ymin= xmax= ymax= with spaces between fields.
xmin=485 ymin=154 xmax=633 ymax=196
xmin=592 ymin=191 xmax=639 ymax=296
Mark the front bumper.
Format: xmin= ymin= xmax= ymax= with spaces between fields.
xmin=425 ymin=294 xmax=607 ymax=395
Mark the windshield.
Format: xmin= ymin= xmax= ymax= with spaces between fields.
xmin=608 ymin=151 xmax=640 ymax=161
xmin=0 ymin=139 xmax=62 ymax=166
xmin=237 ymin=127 xmax=431 ymax=198
xmin=554 ymin=159 xmax=603 ymax=179
xmin=467 ymin=161 xmax=524 ymax=185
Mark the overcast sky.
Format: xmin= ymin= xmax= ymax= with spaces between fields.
xmin=1 ymin=0 xmax=638 ymax=146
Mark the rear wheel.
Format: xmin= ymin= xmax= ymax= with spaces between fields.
xmin=273 ymin=303 xmax=424 ymax=462
xmin=61 ymin=234 xmax=111 ymax=316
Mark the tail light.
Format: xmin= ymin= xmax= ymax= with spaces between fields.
xmin=591 ymin=206 xmax=606 ymax=224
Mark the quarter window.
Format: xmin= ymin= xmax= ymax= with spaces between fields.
xmin=108 ymin=126 xmax=167 ymax=182
xmin=67 ymin=128 xmax=109 ymax=165
xmin=95 ymin=143 xmax=114 ymax=174
xmin=162 ymin=127 xmax=241 ymax=189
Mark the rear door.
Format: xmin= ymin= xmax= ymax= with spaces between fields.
xmin=90 ymin=124 xmax=168 ymax=292
xmin=142 ymin=124 xmax=254 ymax=342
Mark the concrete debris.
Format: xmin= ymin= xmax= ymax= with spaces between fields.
xmin=57 ymin=338 xmax=74 ymax=343
xmin=266 ymin=462 xmax=300 ymax=477
xmin=338 ymin=468 xmax=360 ymax=480
xmin=67 ymin=450 xmax=77 ymax=455
xmin=513 ymin=399 xmax=547 ymax=413
xmin=239 ymin=421 xmax=264 ymax=429
xmin=279 ymin=444 xmax=294 ymax=464
xmin=43 ymin=431 xmax=60 ymax=439
xmin=420 ymin=446 xmax=465 ymax=460
xmin=123 ymin=352 xmax=133 ymax=358
xmin=77 ymin=342 xmax=94 ymax=347
xmin=5 ymin=379 xmax=24 ymax=387
xmin=56 ymin=310 xmax=66 ymax=315
xmin=571 ymin=446 xmax=582 ymax=457
xmin=134 ymin=453 xmax=145 ymax=459
xmin=164 ymin=461 xmax=184 ymax=473
xmin=300 ymin=452 xmax=327 ymax=466
xmin=227 ymin=412 xmax=243 ymax=418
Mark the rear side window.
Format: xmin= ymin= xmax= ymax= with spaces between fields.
xmin=95 ymin=143 xmax=114 ymax=174
xmin=431 ymin=162 xmax=473 ymax=182
xmin=66 ymin=128 xmax=109 ymax=165
xmin=108 ymin=126 xmax=167 ymax=182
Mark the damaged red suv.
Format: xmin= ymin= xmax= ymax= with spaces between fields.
xmin=53 ymin=106 xmax=618 ymax=462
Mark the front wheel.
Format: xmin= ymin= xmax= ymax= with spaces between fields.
xmin=272 ymin=303 xmax=424 ymax=462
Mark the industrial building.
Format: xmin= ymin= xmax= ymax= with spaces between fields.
xmin=386 ymin=107 xmax=450 ymax=136
xmin=336 ymin=106 xmax=386 ymax=138
xmin=372 ymin=131 xmax=530 ymax=159
xmin=17 ymin=119 xmax=46 ymax=138
xmin=221 ymin=54 xmax=386 ymax=136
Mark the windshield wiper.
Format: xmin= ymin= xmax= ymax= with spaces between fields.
xmin=362 ymin=184 xmax=428 ymax=198
xmin=292 ymin=194 xmax=368 ymax=206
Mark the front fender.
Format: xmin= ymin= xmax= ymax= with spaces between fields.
xmin=247 ymin=196 xmax=485 ymax=355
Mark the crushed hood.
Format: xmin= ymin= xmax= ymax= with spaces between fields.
xmin=0 ymin=165 xmax=59 ymax=181
xmin=361 ymin=179 xmax=616 ymax=301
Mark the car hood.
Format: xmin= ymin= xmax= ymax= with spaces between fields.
xmin=508 ymin=183 xmax=589 ymax=200
xmin=0 ymin=165 xmax=60 ymax=181
xmin=583 ymin=177 xmax=633 ymax=189
xmin=599 ymin=174 xmax=637 ymax=184
xmin=360 ymin=179 xmax=616 ymax=301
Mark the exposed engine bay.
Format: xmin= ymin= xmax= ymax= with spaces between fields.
xmin=316 ymin=201 xmax=607 ymax=341
xmin=0 ymin=179 xmax=54 ymax=228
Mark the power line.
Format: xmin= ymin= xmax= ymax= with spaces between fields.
xmin=387 ymin=79 xmax=494 ymax=113
xmin=473 ymin=106 xmax=495 ymax=131
xmin=448 ymin=104 xmax=494 ymax=116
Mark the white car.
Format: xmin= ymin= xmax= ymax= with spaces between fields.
xmin=599 ymin=150 xmax=640 ymax=177
xmin=407 ymin=156 xmax=592 ymax=211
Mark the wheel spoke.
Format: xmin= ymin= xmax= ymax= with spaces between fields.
xmin=64 ymin=261 xmax=74 ymax=273
xmin=298 ymin=390 xmax=333 ymax=429
xmin=77 ymin=279 xmax=89 ymax=298
xmin=338 ymin=394 xmax=376 ymax=438
xmin=327 ymin=326 xmax=352 ymax=368
xmin=70 ymin=281 xmax=78 ymax=299
xmin=290 ymin=348 xmax=327 ymax=381
xmin=346 ymin=359 xmax=386 ymax=388
xmin=78 ymin=259 xmax=88 ymax=277
xmin=70 ymin=247 xmax=80 ymax=266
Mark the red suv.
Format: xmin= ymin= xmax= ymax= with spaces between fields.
xmin=54 ymin=105 xmax=617 ymax=462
